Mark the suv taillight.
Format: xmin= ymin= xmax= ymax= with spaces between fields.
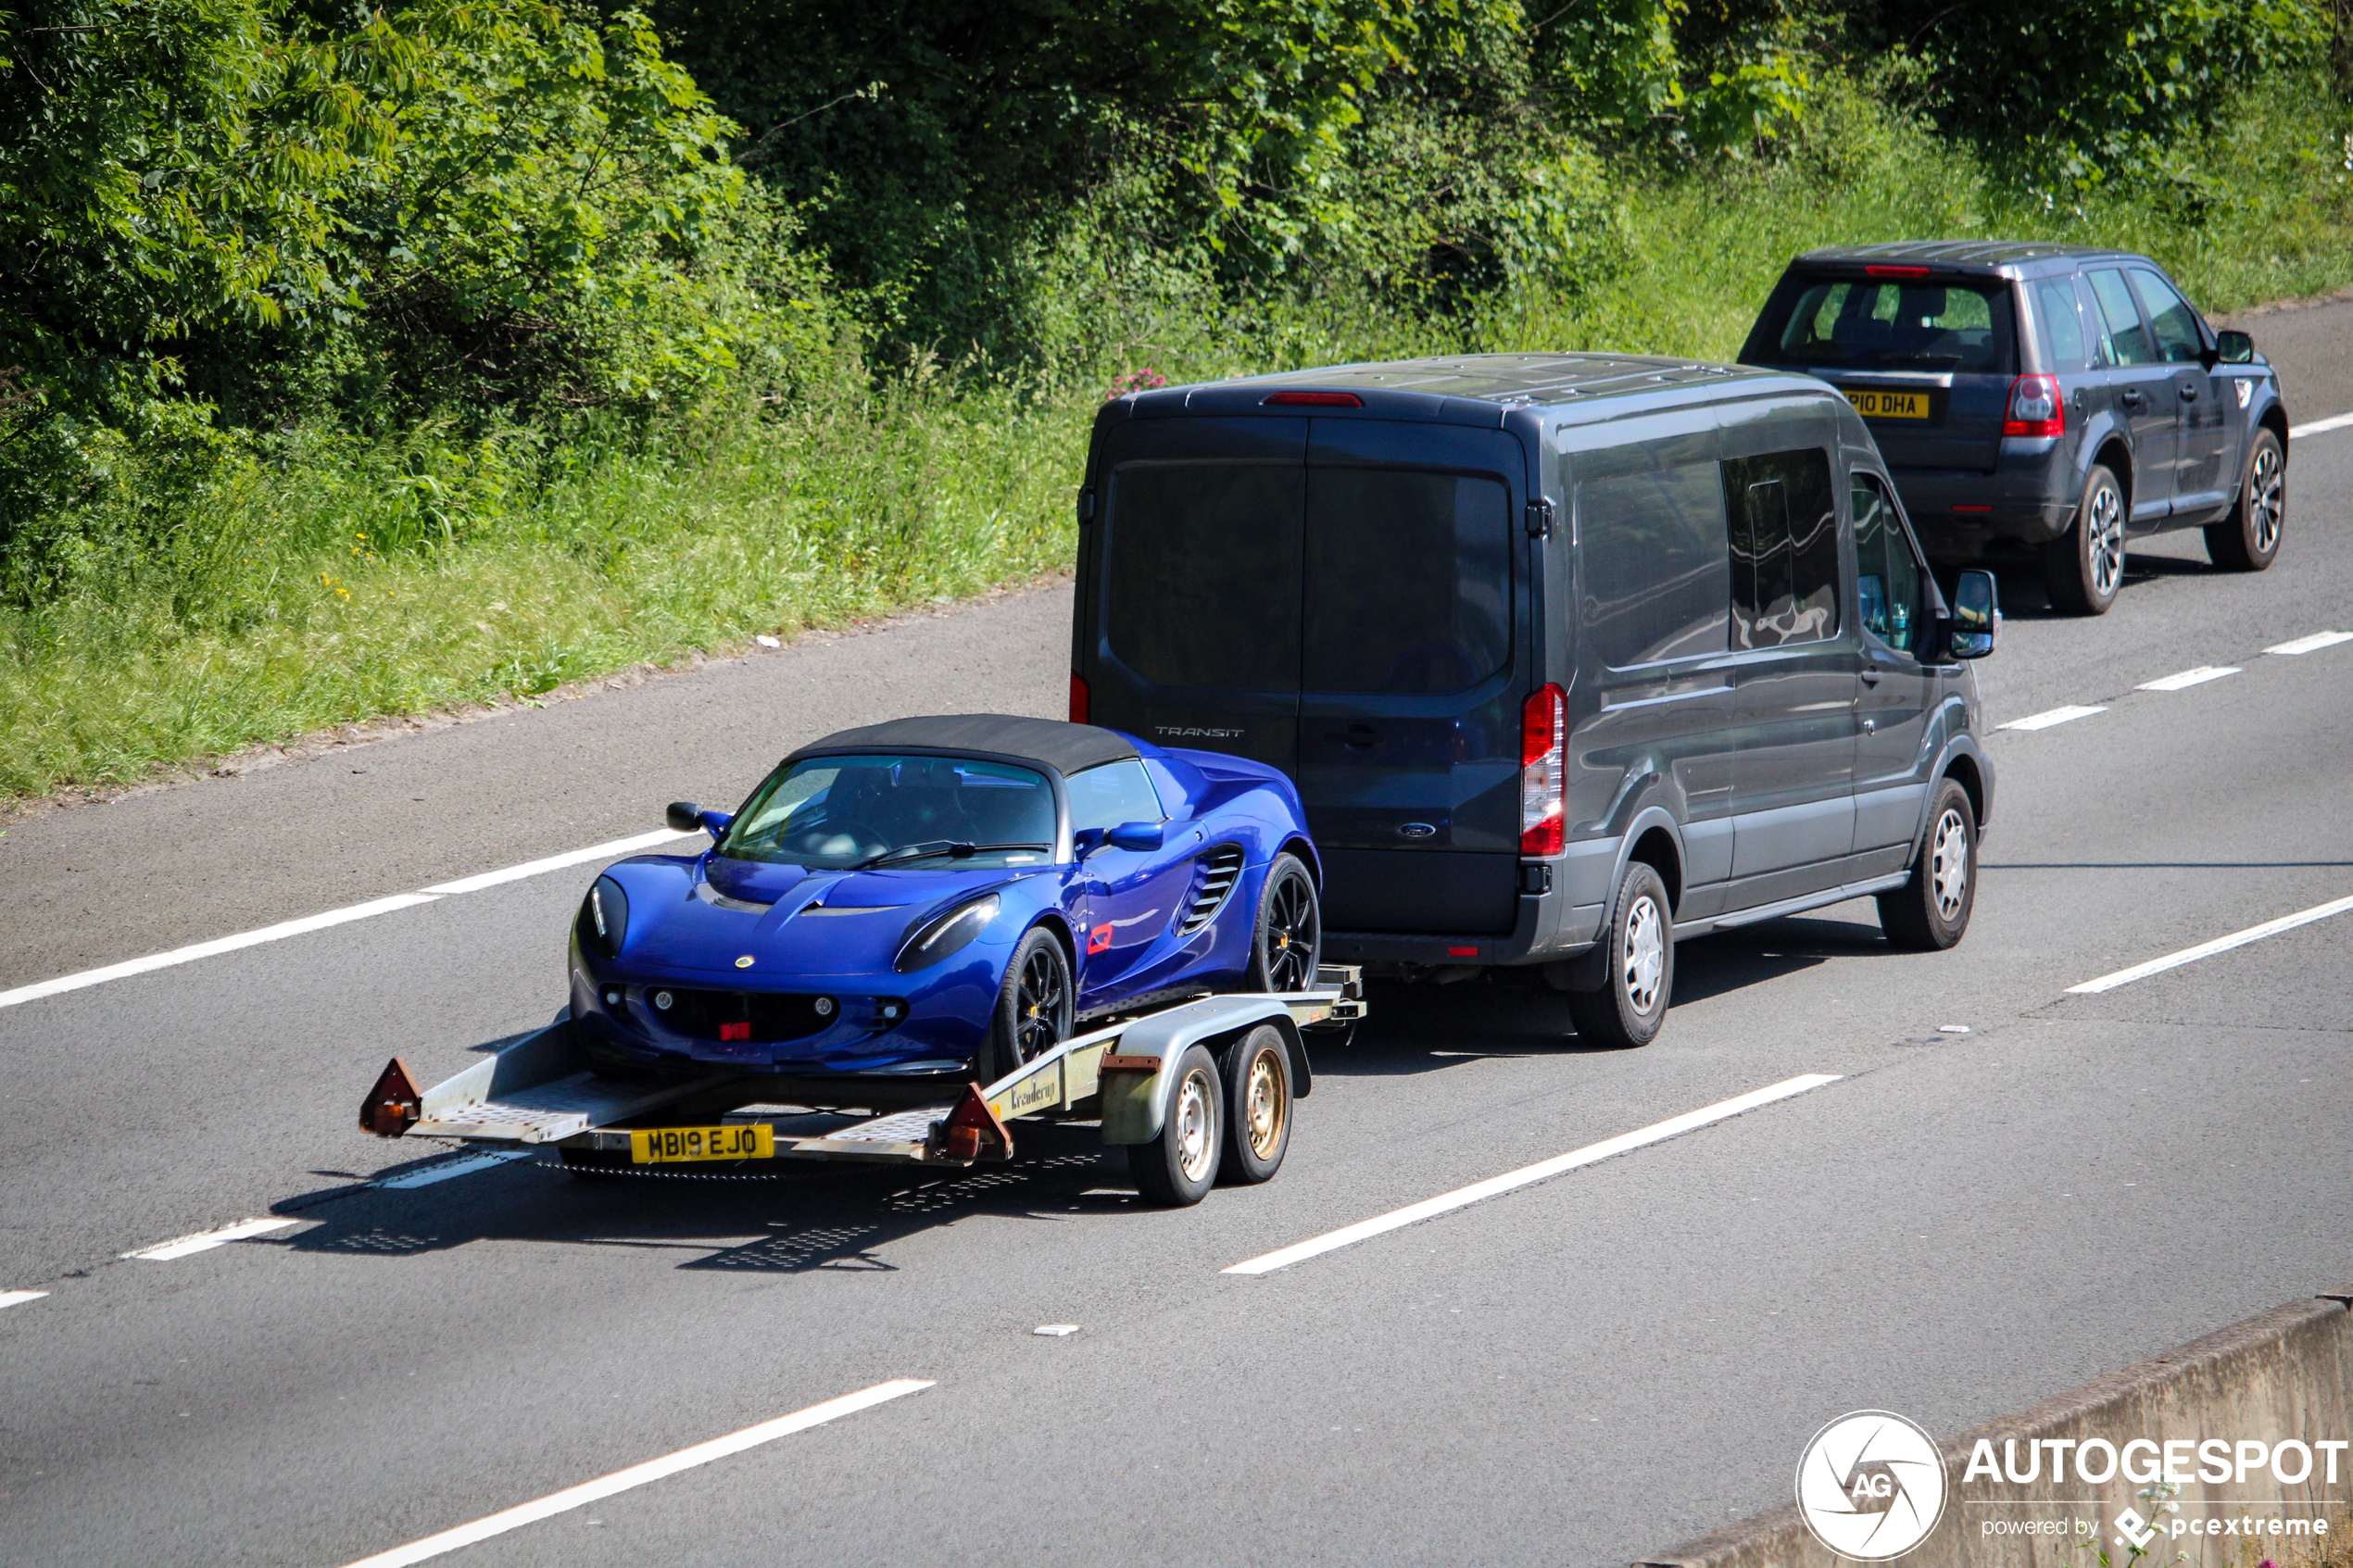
xmin=1068 ymin=672 xmax=1090 ymax=724
xmin=2004 ymin=372 xmax=2064 ymax=438
xmin=1519 ymin=684 xmax=1566 ymax=857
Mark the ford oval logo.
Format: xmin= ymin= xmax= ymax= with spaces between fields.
xmin=1397 ymin=822 xmax=1437 ymax=839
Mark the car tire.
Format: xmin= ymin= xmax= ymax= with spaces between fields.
xmin=1244 ymin=853 xmax=1322 ymax=994
xmin=980 ymin=927 xmax=1071 ymax=1083
xmin=2206 ymin=428 xmax=2284 ymax=572
xmin=1877 ymin=777 xmax=1978 ymax=951
xmin=1564 ymin=860 xmax=1673 ymax=1049
xmin=1216 ymin=1023 xmax=1292 ymax=1185
xmin=1126 ymin=1043 xmax=1223 ymax=1206
xmin=2044 ymin=463 xmax=2126 ymax=615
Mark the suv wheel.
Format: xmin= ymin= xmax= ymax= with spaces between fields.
xmin=2206 ymin=428 xmax=2284 ymax=571
xmin=1564 ymin=860 xmax=1673 ymax=1048
xmin=1878 ymin=778 xmax=1977 ymax=951
xmin=2045 ymin=463 xmax=2125 ymax=615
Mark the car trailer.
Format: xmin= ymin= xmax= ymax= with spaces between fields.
xmin=359 ymin=967 xmax=1365 ymax=1205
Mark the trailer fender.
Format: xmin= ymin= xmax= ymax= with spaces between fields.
xmin=1098 ymin=997 xmax=1300 ymax=1145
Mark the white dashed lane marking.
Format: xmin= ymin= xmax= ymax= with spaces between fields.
xmin=2266 ymin=630 xmax=2353 ymax=656
xmin=373 ymin=1151 xmax=535 ymax=1189
xmin=1223 ymin=1074 xmax=1842 ymax=1276
xmin=2289 ymin=411 xmax=2353 ymax=439
xmin=1999 ymin=705 xmax=2106 ymax=732
xmin=0 ymin=1289 xmax=49 ymax=1311
xmin=2136 ymin=666 xmax=2239 ymax=692
xmin=337 ymin=1379 xmax=934 ymax=1568
xmin=122 ymin=1217 xmax=299 ymax=1261
xmin=2068 ymin=893 xmax=2353 ymax=995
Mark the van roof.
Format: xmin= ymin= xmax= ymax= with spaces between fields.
xmin=1114 ymin=352 xmax=1833 ymax=421
xmin=1793 ymin=240 xmax=2138 ymax=274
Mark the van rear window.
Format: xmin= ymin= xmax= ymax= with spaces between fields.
xmin=1103 ymin=462 xmax=1513 ymax=697
xmin=1766 ymin=276 xmax=2016 ymax=374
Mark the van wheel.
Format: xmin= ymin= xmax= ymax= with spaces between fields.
xmin=2044 ymin=464 xmax=2125 ymax=615
xmin=1878 ymin=779 xmax=1977 ymax=951
xmin=2207 ymin=428 xmax=2284 ymax=571
xmin=1246 ymin=854 xmax=1321 ymax=994
xmin=1565 ymin=861 xmax=1673 ymax=1049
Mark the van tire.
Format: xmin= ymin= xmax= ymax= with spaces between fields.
xmin=2044 ymin=464 xmax=2125 ymax=615
xmin=1564 ymin=861 xmax=1673 ymax=1048
xmin=1878 ymin=779 xmax=1977 ymax=951
xmin=1246 ymin=854 xmax=1322 ymax=994
xmin=2207 ymin=428 xmax=2284 ymax=571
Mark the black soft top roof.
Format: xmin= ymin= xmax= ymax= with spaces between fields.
xmin=786 ymin=713 xmax=1139 ymax=777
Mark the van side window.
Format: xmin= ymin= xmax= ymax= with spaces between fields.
xmin=1724 ymin=447 xmax=1839 ymax=648
xmin=1851 ymin=474 xmax=1923 ymax=655
xmin=1105 ymin=464 xmax=1303 ymax=691
xmin=2087 ymin=270 xmax=2157 ymax=366
xmin=1577 ymin=460 xmax=1730 ymax=667
xmin=2128 ymin=270 xmax=2203 ymax=363
xmin=1066 ymin=759 xmax=1166 ymax=832
xmin=2032 ymin=278 xmax=2089 ymax=372
xmin=1302 ymin=470 xmax=1511 ymax=696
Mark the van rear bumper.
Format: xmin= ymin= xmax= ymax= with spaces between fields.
xmin=1322 ymin=879 xmax=1600 ymax=969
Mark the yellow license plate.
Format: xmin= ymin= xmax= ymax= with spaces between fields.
xmin=629 ymin=1123 xmax=774 ymax=1164
xmin=1845 ymin=389 xmax=1930 ymax=420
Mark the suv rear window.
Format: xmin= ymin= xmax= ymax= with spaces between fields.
xmin=1105 ymin=463 xmax=1512 ymax=696
xmin=1766 ymin=276 xmax=2016 ymax=374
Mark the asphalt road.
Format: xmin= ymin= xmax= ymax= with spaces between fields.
xmin=2 ymin=312 xmax=2348 ymax=1567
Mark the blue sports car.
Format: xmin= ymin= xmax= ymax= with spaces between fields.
xmin=568 ymin=714 xmax=1324 ymax=1106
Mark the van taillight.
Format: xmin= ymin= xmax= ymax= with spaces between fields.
xmin=1262 ymin=390 xmax=1364 ymax=407
xmin=1519 ymin=684 xmax=1566 ymax=858
xmin=2004 ymin=373 xmax=2065 ymax=438
xmin=1068 ymin=673 xmax=1090 ymax=724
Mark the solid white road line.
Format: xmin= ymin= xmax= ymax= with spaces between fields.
xmin=1998 ymin=705 xmax=2107 ymax=732
xmin=2067 ymin=893 xmax=2353 ymax=995
xmin=421 ymin=828 xmax=697 ymax=895
xmin=2290 ymin=411 xmax=2353 ymax=440
xmin=0 ymin=894 xmax=441 ymax=1012
xmin=373 ymin=1151 xmax=535 ymax=1189
xmin=1223 ymin=1073 xmax=1843 ymax=1277
xmin=2137 ymin=666 xmax=2240 ymax=692
xmin=0 ymin=830 xmax=700 ymax=1013
xmin=0 ymin=1289 xmax=49 ymax=1310
xmin=123 ymin=1216 xmax=299 ymax=1261
xmin=2265 ymin=630 xmax=2353 ymax=656
xmin=337 ymin=1379 xmax=934 ymax=1568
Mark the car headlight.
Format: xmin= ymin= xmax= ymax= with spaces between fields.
xmin=580 ymin=875 xmax=629 ymax=959
xmin=894 ymin=894 xmax=1000 ymax=973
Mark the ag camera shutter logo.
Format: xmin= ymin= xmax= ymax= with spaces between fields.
xmin=1796 ymin=1411 xmax=1949 ymax=1561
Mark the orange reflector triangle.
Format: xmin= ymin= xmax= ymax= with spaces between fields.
xmin=938 ymin=1082 xmax=1014 ymax=1163
xmin=360 ymin=1057 xmax=423 ymax=1136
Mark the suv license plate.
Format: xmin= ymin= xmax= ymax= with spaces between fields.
xmin=1845 ymin=389 xmax=1930 ymax=420
xmin=630 ymin=1124 xmax=774 ymax=1163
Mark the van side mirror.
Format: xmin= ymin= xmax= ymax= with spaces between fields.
xmin=1944 ymin=571 xmax=1998 ymax=659
xmin=1106 ymin=820 xmax=1166 ymax=851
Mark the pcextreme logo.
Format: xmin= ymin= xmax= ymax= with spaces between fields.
xmin=1797 ymin=1411 xmax=1950 ymax=1562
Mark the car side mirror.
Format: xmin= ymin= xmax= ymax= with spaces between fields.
xmin=2213 ymin=328 xmax=2255 ymax=364
xmin=1944 ymin=570 xmax=1998 ymax=659
xmin=1105 ymin=820 xmax=1166 ymax=851
xmin=1071 ymin=826 xmax=1107 ymax=859
xmin=665 ymin=801 xmax=701 ymax=834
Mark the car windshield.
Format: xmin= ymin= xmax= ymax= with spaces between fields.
xmin=718 ymin=754 xmax=1057 ymax=870
xmin=1766 ymin=276 xmax=2016 ymax=373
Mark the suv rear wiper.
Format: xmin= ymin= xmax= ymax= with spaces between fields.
xmin=855 ymin=841 xmax=1051 ymax=870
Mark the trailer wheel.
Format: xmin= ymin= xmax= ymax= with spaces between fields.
xmin=1126 ymin=1044 xmax=1223 ymax=1206
xmin=1218 ymin=1024 xmax=1292 ymax=1185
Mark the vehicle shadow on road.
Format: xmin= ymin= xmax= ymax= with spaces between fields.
xmin=273 ymin=1119 xmax=1145 ymax=1274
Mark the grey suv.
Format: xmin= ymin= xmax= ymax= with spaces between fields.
xmin=1739 ymin=243 xmax=2290 ymax=614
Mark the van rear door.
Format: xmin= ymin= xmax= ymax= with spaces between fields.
xmin=1297 ymin=420 xmax=1527 ymax=936
xmin=1089 ymin=418 xmax=1307 ymax=774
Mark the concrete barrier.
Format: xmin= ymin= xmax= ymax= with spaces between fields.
xmin=1639 ymin=1286 xmax=2353 ymax=1568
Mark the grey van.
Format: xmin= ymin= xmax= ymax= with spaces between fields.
xmin=1068 ymin=354 xmax=2000 ymax=1047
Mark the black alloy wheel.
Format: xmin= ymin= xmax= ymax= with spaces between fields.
xmin=1247 ymin=853 xmax=1322 ymax=994
xmin=985 ymin=928 xmax=1072 ymax=1081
